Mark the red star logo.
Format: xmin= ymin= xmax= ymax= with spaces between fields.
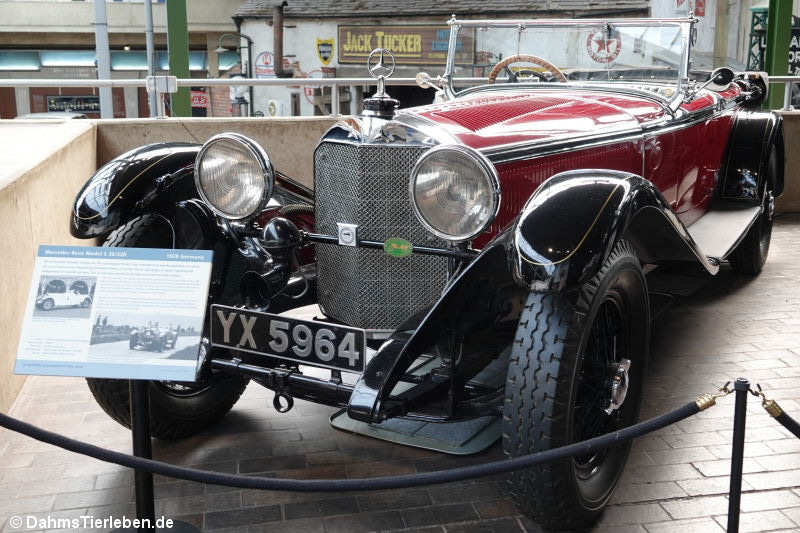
xmin=593 ymin=36 xmax=616 ymax=53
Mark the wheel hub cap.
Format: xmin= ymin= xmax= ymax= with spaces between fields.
xmin=604 ymin=358 xmax=631 ymax=415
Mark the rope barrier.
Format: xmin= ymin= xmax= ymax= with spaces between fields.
xmin=0 ymin=399 xmax=702 ymax=492
xmin=753 ymin=384 xmax=800 ymax=439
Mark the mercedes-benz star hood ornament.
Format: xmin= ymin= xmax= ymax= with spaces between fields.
xmin=362 ymin=48 xmax=399 ymax=119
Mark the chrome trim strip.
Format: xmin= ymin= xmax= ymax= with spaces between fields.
xmin=482 ymin=129 xmax=643 ymax=163
xmin=483 ymin=97 xmax=736 ymax=164
xmin=455 ymin=82 xmax=675 ymax=115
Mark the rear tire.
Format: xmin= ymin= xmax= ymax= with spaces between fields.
xmin=729 ymin=147 xmax=777 ymax=276
xmin=86 ymin=215 xmax=249 ymax=440
xmin=503 ymin=240 xmax=649 ymax=530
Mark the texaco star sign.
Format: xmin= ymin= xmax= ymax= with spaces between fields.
xmin=586 ymin=30 xmax=622 ymax=63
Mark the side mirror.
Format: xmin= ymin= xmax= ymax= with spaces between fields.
xmin=416 ymin=72 xmax=444 ymax=90
xmin=702 ymin=67 xmax=735 ymax=92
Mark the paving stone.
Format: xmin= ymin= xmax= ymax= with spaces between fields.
xmin=246 ymin=516 xmax=325 ymax=533
xmin=237 ymin=455 xmax=306 ymax=474
xmin=643 ymin=517 xmax=726 ymax=532
xmin=472 ymin=499 xmax=518 ymax=519
xmin=713 ymin=510 xmax=796 ymax=532
xmin=744 ymin=469 xmax=800 ymax=490
xmin=739 ymin=489 xmax=800 ymax=512
xmin=598 ymin=502 xmax=670 ymax=525
xmin=283 ymin=496 xmax=359 ymax=519
xmin=692 ymin=458 xmax=765 ymax=477
xmin=401 ymin=503 xmax=479 ymax=527
xmin=322 ymin=510 xmax=404 ymax=533
xmin=621 ymin=463 xmax=702 ymax=483
xmin=203 ymin=504 xmax=281 ymax=530
xmin=356 ymin=488 xmax=432 ymax=512
xmin=660 ymin=495 xmax=729 ymax=519
xmin=677 ymin=476 xmax=754 ymax=496
xmin=610 ymin=482 xmax=686 ymax=504
xmin=646 ymin=446 xmax=717 ymax=465
xmin=444 ymin=517 xmax=524 ymax=532
xmin=51 ymin=487 xmax=131 ymax=511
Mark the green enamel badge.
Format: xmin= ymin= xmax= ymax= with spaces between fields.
xmin=384 ymin=238 xmax=413 ymax=258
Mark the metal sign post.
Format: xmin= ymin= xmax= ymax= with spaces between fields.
xmin=111 ymin=381 xmax=199 ymax=533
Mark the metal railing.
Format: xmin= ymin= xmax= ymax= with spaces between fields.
xmin=1 ymin=75 xmax=799 ymax=116
xmin=769 ymin=76 xmax=799 ymax=110
xmin=0 ymin=76 xmax=479 ymax=118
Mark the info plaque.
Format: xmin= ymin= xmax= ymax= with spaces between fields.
xmin=14 ymin=245 xmax=213 ymax=381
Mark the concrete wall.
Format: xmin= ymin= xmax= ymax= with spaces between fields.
xmin=777 ymin=111 xmax=800 ymax=213
xmin=0 ymin=120 xmax=97 ymax=413
xmin=95 ymin=117 xmax=337 ymax=188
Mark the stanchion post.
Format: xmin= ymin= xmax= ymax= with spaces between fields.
xmin=131 ymin=380 xmax=156 ymax=533
xmin=726 ymin=377 xmax=749 ymax=533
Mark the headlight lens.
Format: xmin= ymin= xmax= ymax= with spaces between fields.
xmin=410 ymin=145 xmax=500 ymax=242
xmin=194 ymin=133 xmax=273 ymax=219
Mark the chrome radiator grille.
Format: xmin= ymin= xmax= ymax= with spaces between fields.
xmin=314 ymin=141 xmax=448 ymax=330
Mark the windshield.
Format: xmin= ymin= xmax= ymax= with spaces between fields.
xmin=446 ymin=19 xmax=691 ymax=99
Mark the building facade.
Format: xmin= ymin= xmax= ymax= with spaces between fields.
xmin=0 ymin=0 xmax=242 ymax=118
xmin=234 ymin=0 xmax=652 ymax=117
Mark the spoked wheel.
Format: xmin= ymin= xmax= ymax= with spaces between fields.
xmin=41 ymin=299 xmax=54 ymax=311
xmin=571 ymin=296 xmax=637 ymax=505
xmin=503 ymin=240 xmax=649 ymax=530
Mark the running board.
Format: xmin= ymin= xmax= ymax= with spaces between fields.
xmin=686 ymin=205 xmax=761 ymax=262
xmin=330 ymin=410 xmax=500 ymax=455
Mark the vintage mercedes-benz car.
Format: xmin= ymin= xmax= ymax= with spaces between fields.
xmin=36 ymin=279 xmax=93 ymax=311
xmin=70 ymin=15 xmax=782 ymax=528
xmin=129 ymin=322 xmax=178 ymax=352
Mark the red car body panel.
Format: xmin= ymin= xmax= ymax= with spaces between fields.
xmin=407 ymin=84 xmax=741 ymax=244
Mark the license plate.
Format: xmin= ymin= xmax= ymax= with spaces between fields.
xmin=210 ymin=305 xmax=366 ymax=372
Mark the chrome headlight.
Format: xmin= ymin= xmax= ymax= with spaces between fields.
xmin=194 ymin=133 xmax=273 ymax=219
xmin=410 ymin=145 xmax=500 ymax=242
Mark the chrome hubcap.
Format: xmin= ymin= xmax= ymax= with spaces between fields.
xmin=605 ymin=358 xmax=631 ymax=415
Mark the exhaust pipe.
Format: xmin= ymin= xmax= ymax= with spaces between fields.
xmin=273 ymin=1 xmax=292 ymax=78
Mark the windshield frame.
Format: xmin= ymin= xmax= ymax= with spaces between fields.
xmin=444 ymin=16 xmax=697 ymax=112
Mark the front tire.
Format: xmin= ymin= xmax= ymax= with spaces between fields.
xmin=41 ymin=298 xmax=54 ymax=311
xmin=86 ymin=215 xmax=249 ymax=440
xmin=503 ymin=240 xmax=649 ymax=530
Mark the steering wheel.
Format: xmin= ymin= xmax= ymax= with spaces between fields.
xmin=487 ymin=54 xmax=568 ymax=84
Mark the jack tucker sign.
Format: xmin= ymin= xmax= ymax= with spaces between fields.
xmin=338 ymin=25 xmax=474 ymax=65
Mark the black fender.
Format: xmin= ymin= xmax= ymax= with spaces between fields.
xmin=511 ymin=169 xmax=719 ymax=291
xmin=71 ymin=142 xmax=201 ymax=238
xmin=348 ymin=169 xmax=715 ymax=422
xmin=719 ymin=111 xmax=784 ymax=201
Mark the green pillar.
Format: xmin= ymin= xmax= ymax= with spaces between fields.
xmin=166 ymin=0 xmax=191 ymax=116
xmin=765 ymin=0 xmax=792 ymax=109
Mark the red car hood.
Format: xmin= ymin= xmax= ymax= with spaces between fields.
xmin=407 ymin=89 xmax=666 ymax=151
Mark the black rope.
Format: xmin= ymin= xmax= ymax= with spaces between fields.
xmin=773 ymin=410 xmax=800 ymax=439
xmin=0 ymin=401 xmax=698 ymax=492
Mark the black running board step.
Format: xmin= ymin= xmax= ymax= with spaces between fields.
xmin=686 ymin=205 xmax=761 ymax=261
xmin=330 ymin=410 xmax=500 ymax=455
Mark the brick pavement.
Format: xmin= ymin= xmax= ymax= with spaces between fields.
xmin=2 ymin=216 xmax=800 ymax=532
